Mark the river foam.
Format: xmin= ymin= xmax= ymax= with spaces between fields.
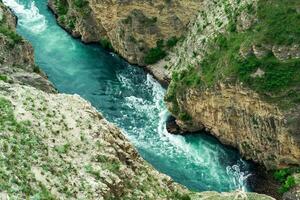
xmin=3 ymin=0 xmax=47 ymax=34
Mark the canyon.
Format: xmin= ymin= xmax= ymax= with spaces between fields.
xmin=47 ymin=0 xmax=300 ymax=199
xmin=1 ymin=0 xmax=300 ymax=199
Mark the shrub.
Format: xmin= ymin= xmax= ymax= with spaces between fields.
xmin=274 ymin=168 xmax=291 ymax=183
xmin=0 ymin=26 xmax=23 ymax=45
xmin=144 ymin=46 xmax=167 ymax=64
xmin=273 ymin=168 xmax=300 ymax=194
xmin=99 ymin=38 xmax=113 ymax=51
xmin=74 ymin=0 xmax=88 ymax=8
xmin=178 ymin=112 xmax=192 ymax=121
xmin=0 ymin=75 xmax=8 ymax=82
xmin=166 ymin=36 xmax=179 ymax=48
xmin=33 ymin=65 xmax=41 ymax=73
xmin=279 ymin=176 xmax=296 ymax=194
xmin=56 ymin=0 xmax=68 ymax=15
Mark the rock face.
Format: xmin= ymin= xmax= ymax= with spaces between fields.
xmin=172 ymin=84 xmax=300 ymax=169
xmin=0 ymin=81 xmax=191 ymax=199
xmin=161 ymin=0 xmax=300 ymax=170
xmin=48 ymin=0 xmax=202 ymax=65
xmin=0 ymin=3 xmax=55 ymax=93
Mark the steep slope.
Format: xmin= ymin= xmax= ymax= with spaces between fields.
xmin=47 ymin=0 xmax=202 ymax=66
xmin=162 ymin=0 xmax=300 ymax=170
xmin=0 ymin=81 xmax=278 ymax=199
xmin=0 ymin=81 xmax=191 ymax=199
xmin=0 ymin=2 xmax=189 ymax=199
xmin=0 ymin=2 xmax=54 ymax=93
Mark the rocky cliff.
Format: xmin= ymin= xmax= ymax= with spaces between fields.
xmin=47 ymin=0 xmax=202 ymax=66
xmin=0 ymin=81 xmax=191 ymax=199
xmin=0 ymin=2 xmax=54 ymax=93
xmin=162 ymin=0 xmax=300 ymax=171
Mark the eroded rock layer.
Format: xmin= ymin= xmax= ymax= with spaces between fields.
xmin=0 ymin=3 xmax=55 ymax=92
xmin=48 ymin=0 xmax=202 ymax=65
xmin=162 ymin=0 xmax=300 ymax=171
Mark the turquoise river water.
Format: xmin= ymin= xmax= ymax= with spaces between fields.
xmin=4 ymin=0 xmax=254 ymax=192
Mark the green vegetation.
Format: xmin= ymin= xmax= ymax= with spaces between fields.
xmin=54 ymin=143 xmax=71 ymax=154
xmin=0 ymin=98 xmax=55 ymax=199
xmin=144 ymin=37 xmax=180 ymax=64
xmin=67 ymin=16 xmax=76 ymax=30
xmin=256 ymin=0 xmax=300 ymax=45
xmin=0 ymin=12 xmax=23 ymax=45
xmin=273 ymin=168 xmax=300 ymax=193
xmin=144 ymin=40 xmax=167 ymax=64
xmin=99 ymin=37 xmax=113 ymax=51
xmin=171 ymin=192 xmax=191 ymax=200
xmin=166 ymin=36 xmax=180 ymax=48
xmin=74 ymin=0 xmax=88 ymax=9
xmin=55 ymin=0 xmax=88 ymax=24
xmin=0 ymin=27 xmax=23 ymax=45
xmin=33 ymin=65 xmax=41 ymax=73
xmin=144 ymin=36 xmax=181 ymax=65
xmin=168 ymin=0 xmax=300 ymax=109
xmin=0 ymin=74 xmax=8 ymax=82
xmin=55 ymin=0 xmax=68 ymax=15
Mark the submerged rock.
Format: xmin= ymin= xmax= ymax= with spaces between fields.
xmin=166 ymin=115 xmax=183 ymax=134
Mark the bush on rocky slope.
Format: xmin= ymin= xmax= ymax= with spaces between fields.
xmin=167 ymin=0 xmax=300 ymax=110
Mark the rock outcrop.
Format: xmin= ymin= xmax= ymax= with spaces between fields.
xmin=0 ymin=81 xmax=191 ymax=199
xmin=48 ymin=0 xmax=202 ymax=65
xmin=0 ymin=3 xmax=55 ymax=93
xmin=162 ymin=0 xmax=300 ymax=170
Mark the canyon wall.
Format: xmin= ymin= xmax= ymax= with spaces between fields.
xmin=48 ymin=0 xmax=202 ymax=65
xmin=162 ymin=0 xmax=300 ymax=170
xmin=0 ymin=2 xmax=55 ymax=92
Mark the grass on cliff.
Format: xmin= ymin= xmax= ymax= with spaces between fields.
xmin=273 ymin=168 xmax=300 ymax=193
xmin=144 ymin=37 xmax=180 ymax=64
xmin=144 ymin=39 xmax=167 ymax=64
xmin=99 ymin=37 xmax=113 ymax=51
xmin=167 ymin=0 xmax=300 ymax=109
xmin=74 ymin=0 xmax=88 ymax=9
xmin=0 ymin=97 xmax=55 ymax=199
xmin=0 ymin=14 xmax=23 ymax=45
xmin=55 ymin=0 xmax=68 ymax=15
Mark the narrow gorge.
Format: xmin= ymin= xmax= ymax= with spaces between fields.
xmin=0 ymin=0 xmax=299 ymax=199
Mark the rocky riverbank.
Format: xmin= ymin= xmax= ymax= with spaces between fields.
xmin=47 ymin=0 xmax=202 ymax=66
xmin=163 ymin=0 xmax=300 ymax=169
xmin=162 ymin=0 xmax=300 ymax=198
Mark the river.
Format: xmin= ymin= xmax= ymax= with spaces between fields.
xmin=3 ymin=0 xmax=253 ymax=192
